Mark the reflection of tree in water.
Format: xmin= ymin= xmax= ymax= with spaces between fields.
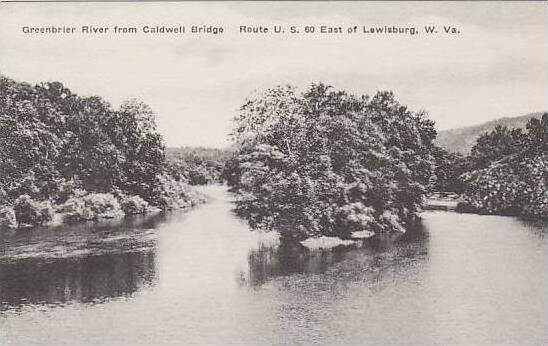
xmin=0 ymin=251 xmax=156 ymax=310
xmin=0 ymin=212 xmax=168 ymax=311
xmin=242 ymin=223 xmax=429 ymax=288
xmin=517 ymin=218 xmax=548 ymax=236
xmin=244 ymin=241 xmax=346 ymax=287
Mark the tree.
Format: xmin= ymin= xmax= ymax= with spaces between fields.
xmin=110 ymin=99 xmax=166 ymax=202
xmin=524 ymin=113 xmax=548 ymax=155
xmin=431 ymin=147 xmax=469 ymax=193
xmin=469 ymin=125 xmax=526 ymax=169
xmin=0 ymin=77 xmax=64 ymax=202
xmin=227 ymin=84 xmax=437 ymax=239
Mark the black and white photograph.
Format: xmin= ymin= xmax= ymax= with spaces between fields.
xmin=0 ymin=1 xmax=546 ymax=345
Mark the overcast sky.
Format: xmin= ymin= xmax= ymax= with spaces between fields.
xmin=0 ymin=2 xmax=545 ymax=148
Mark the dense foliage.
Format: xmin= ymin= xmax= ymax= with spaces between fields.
xmin=431 ymin=147 xmax=469 ymax=194
xmin=458 ymin=114 xmax=547 ymax=218
xmin=166 ymin=146 xmax=233 ymax=185
xmin=0 ymin=76 xmax=201 ymax=228
xmin=62 ymin=193 xmax=124 ymax=222
xmin=226 ymin=84 xmax=437 ymax=239
xmin=469 ymin=125 xmax=527 ymax=169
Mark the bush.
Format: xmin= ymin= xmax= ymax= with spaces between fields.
xmin=13 ymin=195 xmax=54 ymax=226
xmin=460 ymin=153 xmax=548 ymax=219
xmin=153 ymin=174 xmax=205 ymax=210
xmin=458 ymin=114 xmax=547 ymax=219
xmin=0 ymin=206 xmax=17 ymax=229
xmin=120 ymin=195 xmax=149 ymax=215
xmin=62 ymin=193 xmax=124 ymax=221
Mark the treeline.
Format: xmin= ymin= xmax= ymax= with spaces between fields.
xmin=166 ymin=146 xmax=233 ymax=185
xmin=3 ymin=75 xmax=543 ymax=234
xmin=0 ymin=76 xmax=202 ymax=229
xmin=224 ymin=84 xmax=437 ymax=240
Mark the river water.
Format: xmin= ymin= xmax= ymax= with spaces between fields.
xmin=0 ymin=185 xmax=545 ymax=345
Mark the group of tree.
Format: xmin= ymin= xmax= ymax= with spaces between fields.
xmin=0 ymin=76 xmax=202 ymax=229
xmin=2 ymin=75 xmax=544 ymax=234
xmin=455 ymin=114 xmax=547 ymax=218
xmin=224 ymin=84 xmax=437 ymax=240
xmin=166 ymin=146 xmax=233 ymax=185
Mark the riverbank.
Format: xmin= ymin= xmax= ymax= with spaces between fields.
xmin=422 ymin=192 xmax=461 ymax=211
xmin=0 ymin=187 xmax=206 ymax=231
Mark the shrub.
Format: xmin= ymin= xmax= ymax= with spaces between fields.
xmin=458 ymin=114 xmax=547 ymax=219
xmin=460 ymin=153 xmax=548 ymax=219
xmin=63 ymin=193 xmax=124 ymax=221
xmin=120 ymin=195 xmax=149 ymax=215
xmin=13 ymin=195 xmax=54 ymax=226
xmin=53 ymin=178 xmax=86 ymax=204
xmin=0 ymin=206 xmax=17 ymax=229
xmin=153 ymin=173 xmax=205 ymax=210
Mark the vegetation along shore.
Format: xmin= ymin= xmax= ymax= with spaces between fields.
xmin=1 ymin=76 xmax=546 ymax=238
xmin=0 ymin=76 xmax=204 ymax=230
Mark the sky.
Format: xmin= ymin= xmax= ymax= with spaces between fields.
xmin=0 ymin=2 xmax=545 ymax=148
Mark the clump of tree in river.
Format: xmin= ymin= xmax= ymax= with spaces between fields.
xmin=0 ymin=76 xmax=203 ymax=229
xmin=166 ymin=146 xmax=233 ymax=185
xmin=225 ymin=84 xmax=437 ymax=240
xmin=456 ymin=114 xmax=547 ymax=219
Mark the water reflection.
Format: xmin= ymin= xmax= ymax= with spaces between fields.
xmin=0 ymin=251 xmax=156 ymax=311
xmin=1 ymin=187 xmax=545 ymax=345
xmin=243 ymin=224 xmax=430 ymax=288
xmin=0 ymin=213 xmax=166 ymax=311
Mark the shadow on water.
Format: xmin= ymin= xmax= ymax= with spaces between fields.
xmin=242 ymin=222 xmax=430 ymax=288
xmin=0 ymin=212 xmax=169 ymax=312
xmin=0 ymin=251 xmax=156 ymax=311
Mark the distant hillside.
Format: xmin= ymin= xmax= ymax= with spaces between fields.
xmin=435 ymin=112 xmax=544 ymax=154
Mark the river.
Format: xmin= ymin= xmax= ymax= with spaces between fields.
xmin=0 ymin=185 xmax=545 ymax=345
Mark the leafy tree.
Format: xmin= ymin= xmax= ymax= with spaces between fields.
xmin=469 ymin=125 xmax=526 ymax=169
xmin=110 ymin=99 xmax=166 ymax=202
xmin=431 ymin=147 xmax=470 ymax=193
xmin=524 ymin=113 xmax=548 ymax=155
xmin=0 ymin=78 xmax=64 ymax=201
xmin=227 ymin=84 xmax=436 ymax=239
